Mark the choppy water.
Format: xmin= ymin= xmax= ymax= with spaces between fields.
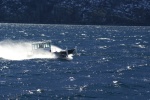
xmin=0 ymin=23 xmax=149 ymax=100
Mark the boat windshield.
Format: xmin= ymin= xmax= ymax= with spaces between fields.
xmin=32 ymin=41 xmax=51 ymax=50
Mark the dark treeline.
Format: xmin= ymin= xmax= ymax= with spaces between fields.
xmin=0 ymin=0 xmax=150 ymax=25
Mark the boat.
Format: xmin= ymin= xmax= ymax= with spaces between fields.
xmin=32 ymin=40 xmax=77 ymax=60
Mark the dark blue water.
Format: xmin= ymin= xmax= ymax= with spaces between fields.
xmin=0 ymin=23 xmax=150 ymax=100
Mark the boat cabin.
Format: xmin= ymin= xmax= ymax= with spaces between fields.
xmin=32 ymin=40 xmax=51 ymax=50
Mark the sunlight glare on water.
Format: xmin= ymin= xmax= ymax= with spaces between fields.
xmin=0 ymin=24 xmax=149 ymax=100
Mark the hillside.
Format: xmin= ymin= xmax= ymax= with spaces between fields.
xmin=0 ymin=0 xmax=150 ymax=25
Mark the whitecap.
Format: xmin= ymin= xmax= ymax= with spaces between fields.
xmin=138 ymin=45 xmax=146 ymax=48
xmin=127 ymin=66 xmax=132 ymax=70
xmin=0 ymin=66 xmax=9 ymax=71
xmin=41 ymin=34 xmax=45 ymax=36
xmin=69 ymin=77 xmax=75 ymax=81
xmin=133 ymin=44 xmax=146 ymax=48
xmin=0 ymin=81 xmax=6 ymax=85
xmin=120 ymin=44 xmax=126 ymax=46
xmin=96 ymin=38 xmax=111 ymax=40
xmin=113 ymin=81 xmax=118 ymax=84
xmin=96 ymin=38 xmax=115 ymax=42
xmin=98 ymin=46 xmax=108 ymax=49
xmin=60 ymin=32 xmax=65 ymax=35
xmin=28 ymin=90 xmax=34 ymax=94
xmin=81 ymin=34 xmax=86 ymax=36
xmin=79 ymin=85 xmax=88 ymax=92
xmin=37 ymin=89 xmax=42 ymax=93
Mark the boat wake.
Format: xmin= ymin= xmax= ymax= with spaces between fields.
xmin=0 ymin=40 xmax=62 ymax=61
